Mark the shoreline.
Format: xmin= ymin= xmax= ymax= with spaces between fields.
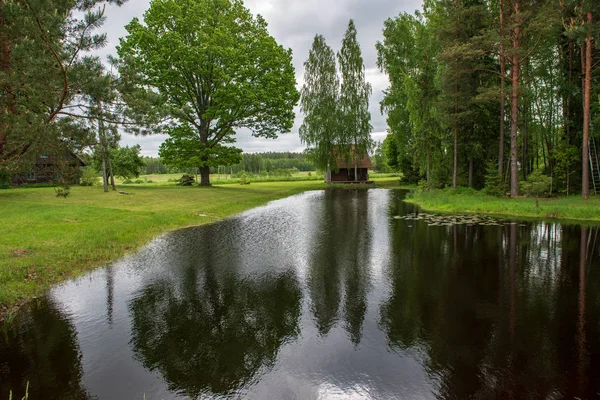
xmin=0 ymin=178 xmax=402 ymax=320
xmin=405 ymin=190 xmax=600 ymax=225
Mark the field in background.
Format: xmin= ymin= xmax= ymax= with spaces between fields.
xmin=114 ymin=171 xmax=402 ymax=185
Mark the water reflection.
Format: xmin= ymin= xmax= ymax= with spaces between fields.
xmin=307 ymin=190 xmax=372 ymax=343
xmin=0 ymin=298 xmax=90 ymax=399
xmin=129 ymin=221 xmax=303 ymax=397
xmin=381 ymin=191 xmax=600 ymax=399
xmin=1 ymin=190 xmax=600 ymax=399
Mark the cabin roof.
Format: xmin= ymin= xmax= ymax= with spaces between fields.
xmin=334 ymin=153 xmax=373 ymax=169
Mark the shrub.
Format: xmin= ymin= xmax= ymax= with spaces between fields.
xmin=452 ymin=187 xmax=476 ymax=195
xmin=177 ymin=174 xmax=196 ymax=186
xmin=239 ymin=172 xmax=251 ymax=185
xmin=55 ymin=185 xmax=71 ymax=198
xmin=0 ymin=170 xmax=10 ymax=189
xmin=79 ymin=168 xmax=99 ymax=186
xmin=521 ymin=169 xmax=552 ymax=208
xmin=484 ymin=161 xmax=507 ymax=197
xmin=134 ymin=179 xmax=144 ymax=184
xmin=123 ymin=179 xmax=133 ymax=184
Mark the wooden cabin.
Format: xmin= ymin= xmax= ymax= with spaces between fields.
xmin=11 ymin=151 xmax=86 ymax=186
xmin=326 ymin=153 xmax=373 ymax=183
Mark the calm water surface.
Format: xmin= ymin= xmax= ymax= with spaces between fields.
xmin=2 ymin=189 xmax=600 ymax=399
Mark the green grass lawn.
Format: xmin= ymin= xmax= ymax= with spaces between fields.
xmin=0 ymin=176 xmax=402 ymax=314
xmin=406 ymin=189 xmax=600 ymax=223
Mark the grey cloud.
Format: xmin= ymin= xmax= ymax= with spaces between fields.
xmin=102 ymin=0 xmax=423 ymax=155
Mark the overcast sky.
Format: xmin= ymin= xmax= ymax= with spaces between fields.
xmin=99 ymin=0 xmax=423 ymax=156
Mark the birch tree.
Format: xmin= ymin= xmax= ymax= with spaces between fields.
xmin=337 ymin=20 xmax=373 ymax=180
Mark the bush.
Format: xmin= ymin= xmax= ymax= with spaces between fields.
xmin=239 ymin=172 xmax=251 ymax=185
xmin=55 ymin=185 xmax=71 ymax=198
xmin=79 ymin=168 xmax=99 ymax=186
xmin=0 ymin=170 xmax=10 ymax=189
xmin=484 ymin=161 xmax=507 ymax=197
xmin=177 ymin=174 xmax=196 ymax=186
xmin=452 ymin=187 xmax=476 ymax=195
xmin=134 ymin=179 xmax=144 ymax=184
xmin=123 ymin=179 xmax=133 ymax=184
xmin=521 ymin=170 xmax=552 ymax=202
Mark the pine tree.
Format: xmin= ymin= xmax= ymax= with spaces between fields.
xmin=337 ymin=20 xmax=373 ymax=181
xmin=0 ymin=0 xmax=127 ymax=178
xmin=299 ymin=35 xmax=340 ymax=182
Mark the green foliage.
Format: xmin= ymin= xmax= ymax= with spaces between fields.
xmin=239 ymin=172 xmax=251 ymax=185
xmin=554 ymin=141 xmax=579 ymax=195
xmin=520 ymin=170 xmax=552 ymax=198
xmin=159 ymin=125 xmax=243 ymax=172
xmin=299 ymin=35 xmax=340 ymax=172
xmin=177 ymin=174 xmax=196 ymax=186
xmin=0 ymin=0 xmax=128 ymax=174
xmin=382 ymin=135 xmax=399 ymax=171
xmin=399 ymin=157 xmax=422 ymax=185
xmin=79 ymin=168 xmax=99 ymax=187
xmin=109 ymin=145 xmax=145 ymax=179
xmin=117 ymin=0 xmax=299 ymax=185
xmin=484 ymin=162 xmax=507 ymax=197
xmin=337 ymin=20 xmax=374 ymax=166
xmin=54 ymin=186 xmax=71 ymax=198
xmin=0 ymin=170 xmax=10 ymax=189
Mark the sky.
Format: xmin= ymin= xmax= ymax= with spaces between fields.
xmin=99 ymin=0 xmax=423 ymax=156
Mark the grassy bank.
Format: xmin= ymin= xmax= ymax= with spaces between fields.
xmin=406 ymin=189 xmax=600 ymax=222
xmin=0 ymin=176 xmax=401 ymax=315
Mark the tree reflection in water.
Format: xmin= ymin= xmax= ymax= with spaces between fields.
xmin=381 ymin=191 xmax=600 ymax=399
xmin=306 ymin=190 xmax=372 ymax=343
xmin=0 ymin=298 xmax=90 ymax=400
xmin=128 ymin=222 xmax=302 ymax=398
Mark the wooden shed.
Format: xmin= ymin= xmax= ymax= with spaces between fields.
xmin=11 ymin=151 xmax=86 ymax=186
xmin=326 ymin=153 xmax=373 ymax=183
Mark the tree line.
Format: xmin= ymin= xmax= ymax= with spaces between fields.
xmin=378 ymin=0 xmax=598 ymax=198
xmin=142 ymin=152 xmax=316 ymax=175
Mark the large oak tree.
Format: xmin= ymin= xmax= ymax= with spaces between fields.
xmin=117 ymin=0 xmax=299 ymax=186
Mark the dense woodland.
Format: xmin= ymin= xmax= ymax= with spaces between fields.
xmin=378 ymin=0 xmax=599 ymax=197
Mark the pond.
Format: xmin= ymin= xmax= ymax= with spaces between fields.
xmin=1 ymin=189 xmax=600 ymax=399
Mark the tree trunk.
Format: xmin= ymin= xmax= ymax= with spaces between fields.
xmin=453 ymin=86 xmax=459 ymax=190
xmin=509 ymin=0 xmax=521 ymax=197
xmin=355 ymin=158 xmax=358 ymax=182
xmin=499 ymin=0 xmax=506 ymax=176
xmin=582 ymin=11 xmax=592 ymax=199
xmin=199 ymin=166 xmax=210 ymax=186
xmin=102 ymin=158 xmax=108 ymax=193
xmin=107 ymin=155 xmax=116 ymax=191
xmin=468 ymin=153 xmax=473 ymax=188
xmin=427 ymin=148 xmax=431 ymax=191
